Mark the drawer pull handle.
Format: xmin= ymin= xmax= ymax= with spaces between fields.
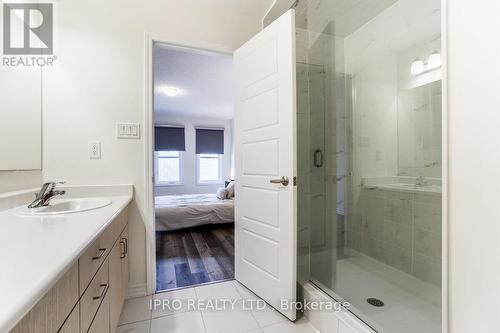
xmin=123 ymin=237 xmax=128 ymax=255
xmin=120 ymin=240 xmax=126 ymax=259
xmin=92 ymin=248 xmax=106 ymax=260
xmin=314 ymin=149 xmax=323 ymax=168
xmin=93 ymin=283 xmax=108 ymax=300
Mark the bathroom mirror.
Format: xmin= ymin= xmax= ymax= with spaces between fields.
xmin=0 ymin=67 xmax=42 ymax=170
xmin=398 ymin=80 xmax=442 ymax=177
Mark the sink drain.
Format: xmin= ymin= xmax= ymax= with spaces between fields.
xmin=367 ymin=298 xmax=384 ymax=307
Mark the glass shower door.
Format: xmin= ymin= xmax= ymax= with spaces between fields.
xmin=295 ymin=0 xmax=443 ymax=332
xmin=296 ymin=21 xmax=339 ymax=293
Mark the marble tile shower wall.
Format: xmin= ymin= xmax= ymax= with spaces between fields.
xmin=349 ymin=188 xmax=442 ymax=286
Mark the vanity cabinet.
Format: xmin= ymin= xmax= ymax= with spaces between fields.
xmin=58 ymin=305 xmax=79 ymax=333
xmin=10 ymin=205 xmax=130 ymax=333
xmin=80 ymin=260 xmax=109 ymax=333
xmin=10 ymin=264 xmax=79 ymax=333
xmin=87 ymin=294 xmax=110 ymax=333
xmin=109 ymin=225 xmax=129 ymax=333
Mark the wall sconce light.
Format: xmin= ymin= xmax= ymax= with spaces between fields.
xmin=410 ymin=59 xmax=425 ymax=75
xmin=427 ymin=51 xmax=442 ymax=69
xmin=410 ymin=51 xmax=442 ymax=75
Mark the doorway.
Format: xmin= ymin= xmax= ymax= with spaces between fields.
xmin=151 ymin=42 xmax=236 ymax=293
xmin=144 ymin=9 xmax=299 ymax=322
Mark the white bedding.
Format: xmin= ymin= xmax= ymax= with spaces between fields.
xmin=155 ymin=194 xmax=234 ymax=231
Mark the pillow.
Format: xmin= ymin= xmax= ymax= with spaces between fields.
xmin=216 ymin=187 xmax=228 ymax=200
xmin=226 ymin=181 xmax=235 ymax=198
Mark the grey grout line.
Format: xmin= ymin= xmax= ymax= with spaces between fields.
xmin=232 ymin=280 xmax=291 ymax=330
xmin=118 ymin=319 xmax=151 ymax=327
xmin=233 ymin=280 xmax=262 ymax=329
xmin=193 ymin=286 xmax=209 ymax=333
xmin=149 ymin=295 xmax=153 ymax=328
xmin=148 ymin=296 xmax=153 ymax=333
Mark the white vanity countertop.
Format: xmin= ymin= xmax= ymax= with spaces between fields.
xmin=362 ymin=176 xmax=442 ymax=195
xmin=0 ymin=185 xmax=134 ymax=332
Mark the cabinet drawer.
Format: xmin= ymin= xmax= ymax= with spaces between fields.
xmin=88 ymin=291 xmax=110 ymax=333
xmin=80 ymin=260 xmax=109 ymax=333
xmin=102 ymin=209 xmax=128 ymax=252
xmin=79 ymin=235 xmax=108 ymax=295
xmin=11 ymin=263 xmax=79 ymax=333
xmin=79 ymin=209 xmax=128 ymax=294
xmin=58 ymin=303 xmax=79 ymax=333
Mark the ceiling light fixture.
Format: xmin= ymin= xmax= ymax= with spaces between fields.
xmin=163 ymin=86 xmax=180 ymax=97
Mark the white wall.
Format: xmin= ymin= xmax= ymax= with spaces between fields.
xmin=448 ymin=1 xmax=500 ymax=332
xmin=41 ymin=0 xmax=263 ymax=294
xmin=154 ymin=116 xmax=233 ymax=196
xmin=0 ymin=171 xmax=42 ymax=194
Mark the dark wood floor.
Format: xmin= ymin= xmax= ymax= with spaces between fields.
xmin=156 ymin=224 xmax=234 ymax=292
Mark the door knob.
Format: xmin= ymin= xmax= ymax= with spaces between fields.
xmin=270 ymin=176 xmax=289 ymax=186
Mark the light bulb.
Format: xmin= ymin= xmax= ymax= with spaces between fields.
xmin=163 ymin=86 xmax=180 ymax=97
xmin=427 ymin=52 xmax=442 ymax=69
xmin=410 ymin=59 xmax=424 ymax=75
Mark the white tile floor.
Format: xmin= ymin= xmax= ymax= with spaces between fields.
xmin=117 ymin=280 xmax=319 ymax=333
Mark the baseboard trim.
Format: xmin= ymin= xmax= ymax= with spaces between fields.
xmin=126 ymin=283 xmax=148 ymax=299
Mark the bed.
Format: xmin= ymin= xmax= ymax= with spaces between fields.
xmin=155 ymin=194 xmax=234 ymax=231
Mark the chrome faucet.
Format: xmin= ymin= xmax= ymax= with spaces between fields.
xmin=415 ymin=176 xmax=428 ymax=187
xmin=28 ymin=182 xmax=67 ymax=208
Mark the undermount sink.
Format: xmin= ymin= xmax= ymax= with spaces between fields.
xmin=14 ymin=198 xmax=112 ymax=216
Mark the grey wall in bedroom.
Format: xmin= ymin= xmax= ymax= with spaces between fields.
xmin=154 ymin=115 xmax=233 ymax=196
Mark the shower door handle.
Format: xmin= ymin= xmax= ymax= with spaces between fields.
xmin=314 ymin=149 xmax=323 ymax=168
xmin=270 ymin=176 xmax=289 ymax=186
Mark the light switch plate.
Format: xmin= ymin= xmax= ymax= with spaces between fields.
xmin=117 ymin=123 xmax=140 ymax=139
xmin=89 ymin=141 xmax=101 ymax=159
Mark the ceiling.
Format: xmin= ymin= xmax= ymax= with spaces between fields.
xmin=153 ymin=44 xmax=234 ymax=120
xmin=206 ymin=0 xmax=275 ymax=17
xmin=295 ymin=0 xmax=399 ymax=37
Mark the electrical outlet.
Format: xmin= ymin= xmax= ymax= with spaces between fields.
xmin=89 ymin=141 xmax=101 ymax=159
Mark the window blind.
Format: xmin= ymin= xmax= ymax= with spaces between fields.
xmin=155 ymin=126 xmax=185 ymax=151
xmin=195 ymin=128 xmax=224 ymax=154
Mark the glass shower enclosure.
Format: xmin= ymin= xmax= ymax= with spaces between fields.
xmin=295 ymin=0 xmax=443 ymax=332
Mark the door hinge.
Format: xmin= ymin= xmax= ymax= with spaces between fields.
xmin=293 ymin=176 xmax=297 ymax=186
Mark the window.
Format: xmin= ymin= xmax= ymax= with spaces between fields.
xmin=155 ymin=151 xmax=183 ymax=185
xmin=197 ymin=154 xmax=222 ymax=184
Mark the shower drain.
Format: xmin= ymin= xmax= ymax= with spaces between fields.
xmin=366 ymin=298 xmax=385 ymax=307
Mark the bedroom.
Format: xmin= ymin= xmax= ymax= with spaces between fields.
xmin=153 ymin=43 xmax=235 ymax=292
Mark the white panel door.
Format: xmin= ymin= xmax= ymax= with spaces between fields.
xmin=234 ymin=9 xmax=297 ymax=321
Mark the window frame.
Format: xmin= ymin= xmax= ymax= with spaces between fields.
xmin=196 ymin=153 xmax=223 ymax=185
xmin=154 ymin=151 xmax=184 ymax=186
